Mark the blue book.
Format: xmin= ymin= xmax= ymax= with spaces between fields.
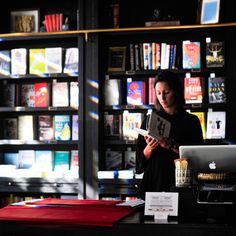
xmin=54 ymin=115 xmax=71 ymax=141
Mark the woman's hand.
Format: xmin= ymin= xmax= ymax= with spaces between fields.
xmin=143 ymin=135 xmax=159 ymax=159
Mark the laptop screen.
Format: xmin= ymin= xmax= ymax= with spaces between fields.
xmin=179 ymin=145 xmax=236 ymax=179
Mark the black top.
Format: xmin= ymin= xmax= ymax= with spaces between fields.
xmin=136 ymin=109 xmax=204 ymax=199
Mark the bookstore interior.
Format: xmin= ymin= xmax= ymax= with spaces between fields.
xmin=1 ymin=0 xmax=236 ymax=234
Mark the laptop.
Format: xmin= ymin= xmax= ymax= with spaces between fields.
xmin=179 ymin=145 xmax=236 ymax=204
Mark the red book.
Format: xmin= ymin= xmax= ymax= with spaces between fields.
xmin=127 ymin=80 xmax=146 ymax=105
xmin=184 ymin=77 xmax=203 ymax=104
xmin=34 ymin=82 xmax=49 ymax=107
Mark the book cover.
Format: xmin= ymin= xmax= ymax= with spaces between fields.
xmin=45 ymin=47 xmax=63 ymax=74
xmin=190 ymin=111 xmax=206 ymax=140
xmin=206 ymin=111 xmax=226 ymax=139
xmin=122 ymin=112 xmax=143 ymax=140
xmin=63 ymin=47 xmax=79 ymax=74
xmin=182 ymin=41 xmax=201 ymax=69
xmin=127 ymin=80 xmax=146 ymax=105
xmin=134 ymin=111 xmax=171 ymax=140
xmin=38 ymin=115 xmax=54 ymax=141
xmin=105 ymin=149 xmax=123 ymax=170
xmin=72 ymin=114 xmax=79 ymax=141
xmin=2 ymin=83 xmax=16 ymax=107
xmin=54 ymin=115 xmax=71 ymax=141
xmin=104 ymin=113 xmax=122 ymax=139
xmin=0 ymin=50 xmax=11 ymax=76
xmin=124 ymin=148 xmax=136 ymax=170
xmin=52 ymin=82 xmax=69 ymax=107
xmin=3 ymin=152 xmax=19 ymax=165
xmin=208 ymin=76 xmax=226 ymax=104
xmin=35 ymin=150 xmax=53 ymax=173
xmin=18 ymin=115 xmax=34 ymax=141
xmin=70 ymin=150 xmax=79 ymax=177
xmin=29 ymin=48 xmax=46 ymax=74
xmin=21 ymin=84 xmax=35 ymax=107
xmin=3 ymin=118 xmax=18 ymax=139
xmin=11 ymin=48 xmax=27 ymax=75
xmin=34 ymin=82 xmax=49 ymax=107
xmin=70 ymin=81 xmax=79 ymax=107
xmin=18 ymin=150 xmax=35 ymax=169
xmin=104 ymin=79 xmax=121 ymax=106
xmin=184 ymin=77 xmax=203 ymax=104
xmin=206 ymin=41 xmax=225 ymax=68
xmin=148 ymin=77 xmax=156 ymax=105
xmin=53 ymin=151 xmax=70 ymax=172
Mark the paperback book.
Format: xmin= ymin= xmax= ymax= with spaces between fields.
xmin=54 ymin=115 xmax=71 ymax=141
xmin=134 ymin=111 xmax=171 ymax=140
xmin=0 ymin=50 xmax=11 ymax=76
xmin=206 ymin=41 xmax=225 ymax=68
xmin=208 ymin=76 xmax=226 ymax=104
xmin=184 ymin=77 xmax=203 ymax=104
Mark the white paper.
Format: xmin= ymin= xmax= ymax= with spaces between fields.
xmin=144 ymin=192 xmax=179 ymax=219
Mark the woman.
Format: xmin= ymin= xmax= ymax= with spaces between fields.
xmin=136 ymin=70 xmax=203 ymax=199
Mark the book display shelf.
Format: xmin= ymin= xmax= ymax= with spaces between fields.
xmin=95 ymin=0 xmax=236 ymax=199
xmin=0 ymin=0 xmax=83 ymax=206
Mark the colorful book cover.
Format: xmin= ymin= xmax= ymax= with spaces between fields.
xmin=122 ymin=112 xmax=143 ymax=140
xmin=63 ymin=47 xmax=79 ymax=74
xmin=184 ymin=77 xmax=203 ymax=104
xmin=206 ymin=111 xmax=226 ymax=139
xmin=53 ymin=151 xmax=70 ymax=172
xmin=29 ymin=48 xmax=46 ymax=74
xmin=148 ymin=77 xmax=156 ymax=105
xmin=38 ymin=115 xmax=54 ymax=141
xmin=127 ymin=80 xmax=146 ymax=105
xmin=34 ymin=82 xmax=49 ymax=107
xmin=21 ymin=84 xmax=35 ymax=107
xmin=0 ymin=50 xmax=11 ymax=76
xmin=206 ymin=41 xmax=225 ymax=68
xmin=70 ymin=150 xmax=79 ymax=177
xmin=182 ymin=41 xmax=201 ymax=69
xmin=54 ymin=115 xmax=71 ymax=141
xmin=208 ymin=76 xmax=226 ymax=104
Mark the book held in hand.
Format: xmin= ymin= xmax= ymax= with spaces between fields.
xmin=134 ymin=111 xmax=171 ymax=140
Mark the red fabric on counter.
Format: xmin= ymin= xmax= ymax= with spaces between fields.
xmin=0 ymin=199 xmax=135 ymax=227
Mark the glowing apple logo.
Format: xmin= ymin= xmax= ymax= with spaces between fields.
xmin=209 ymin=161 xmax=216 ymax=170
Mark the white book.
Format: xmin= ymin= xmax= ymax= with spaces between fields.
xmin=206 ymin=111 xmax=226 ymax=139
xmin=18 ymin=115 xmax=34 ymax=140
xmin=52 ymin=82 xmax=69 ymax=107
xmin=11 ymin=48 xmax=27 ymax=75
xmin=104 ymin=79 xmax=121 ymax=105
xmin=70 ymin=81 xmax=79 ymax=107
xmin=63 ymin=47 xmax=79 ymax=74
xmin=45 ymin=47 xmax=63 ymax=74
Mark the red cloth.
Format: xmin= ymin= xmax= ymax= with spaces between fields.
xmin=0 ymin=199 xmax=135 ymax=227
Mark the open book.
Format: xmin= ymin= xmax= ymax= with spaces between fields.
xmin=134 ymin=112 xmax=171 ymax=140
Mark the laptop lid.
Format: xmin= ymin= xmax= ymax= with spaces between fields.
xmin=179 ymin=145 xmax=236 ymax=176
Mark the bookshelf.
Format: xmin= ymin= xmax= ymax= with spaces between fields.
xmin=0 ymin=0 xmax=83 ymax=206
xmin=92 ymin=0 xmax=236 ymax=199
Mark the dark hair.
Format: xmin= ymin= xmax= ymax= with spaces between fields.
xmin=153 ymin=70 xmax=185 ymax=111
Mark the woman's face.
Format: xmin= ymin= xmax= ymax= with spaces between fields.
xmin=155 ymin=81 xmax=176 ymax=111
